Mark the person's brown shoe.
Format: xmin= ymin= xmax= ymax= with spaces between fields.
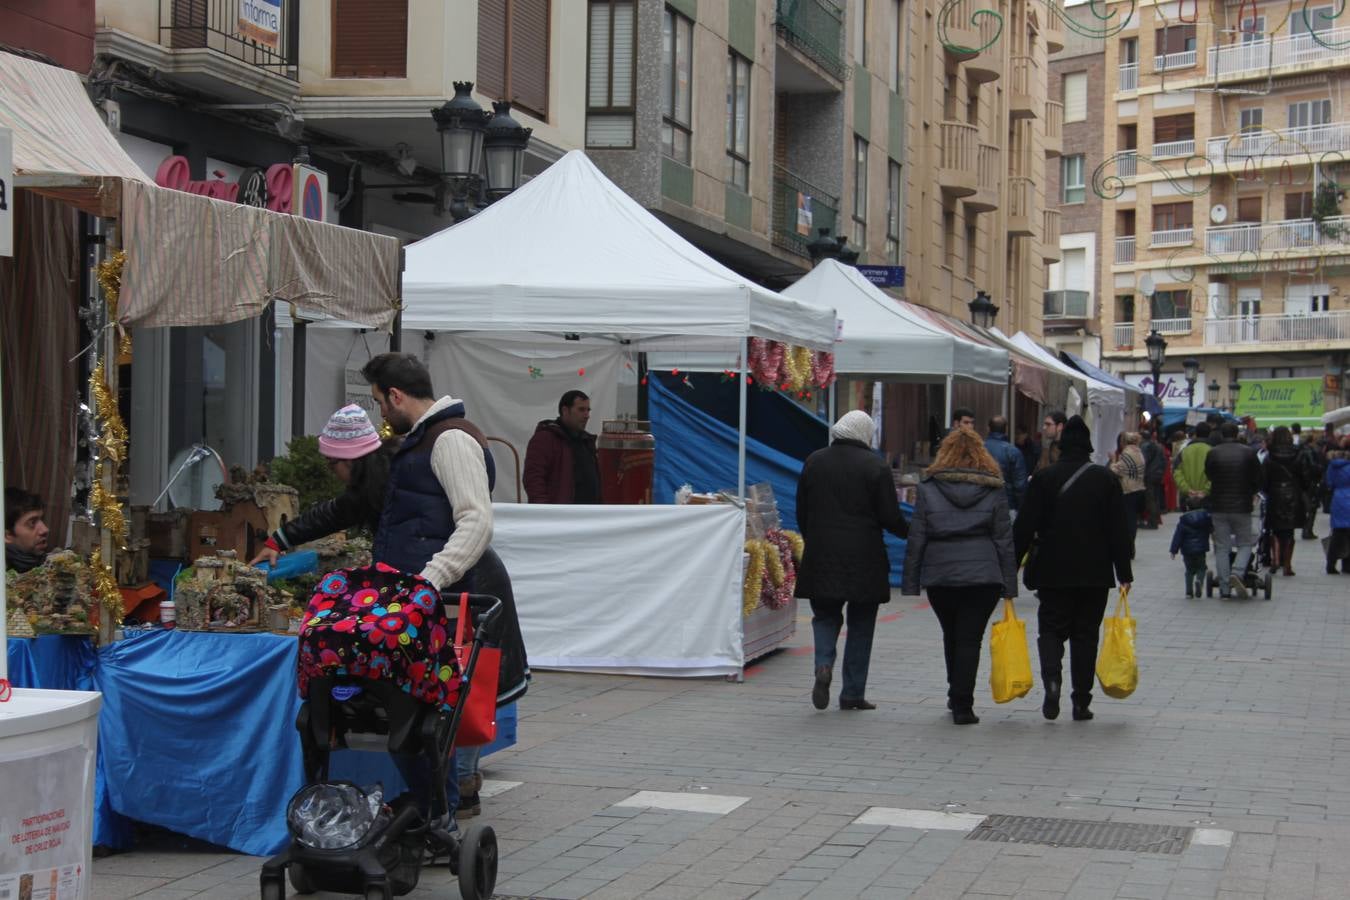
xmin=812 ymin=667 xmax=831 ymax=710
xmin=839 ymin=697 xmax=877 ymax=710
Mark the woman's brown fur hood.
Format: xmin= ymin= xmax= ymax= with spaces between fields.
xmin=924 ymin=467 xmax=1004 ymax=488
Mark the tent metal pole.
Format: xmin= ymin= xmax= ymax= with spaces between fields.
xmin=828 ymin=381 xmax=836 ymax=424
xmin=0 ymin=307 xmax=7 ymax=683
xmin=738 ymin=337 xmax=748 ymax=499
xmin=944 ymin=375 xmax=953 ymax=427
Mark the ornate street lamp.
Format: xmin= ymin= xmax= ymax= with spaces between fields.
xmin=432 ymin=82 xmax=489 ymax=181
xmin=483 ymin=101 xmax=533 ymax=203
xmin=1144 ymin=329 xmax=1167 ymax=401
xmin=1229 ymin=377 xmax=1241 ymax=414
xmin=1182 ymin=357 xmax=1200 ymax=407
xmin=806 ymin=229 xmax=860 ymax=267
xmin=968 ymin=290 xmax=998 ymax=329
xmin=1207 ymin=378 xmax=1221 ymax=408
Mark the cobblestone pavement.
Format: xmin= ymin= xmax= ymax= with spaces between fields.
xmin=94 ymin=512 xmax=1350 ymax=899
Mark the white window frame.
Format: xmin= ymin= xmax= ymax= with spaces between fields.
xmin=726 ymin=51 xmax=751 ymax=192
xmin=1062 ymin=154 xmax=1085 ymax=204
xmin=661 ymin=7 xmax=693 ymax=164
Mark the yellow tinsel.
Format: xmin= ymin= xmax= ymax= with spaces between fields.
xmin=90 ymin=467 xmax=128 ymax=547
xmin=743 ymin=540 xmax=767 ymax=616
xmin=96 ymin=250 xmax=132 ymax=357
xmin=784 ymin=345 xmax=813 ymax=393
xmin=89 ymin=549 xmax=124 ymax=620
xmin=783 ymin=530 xmax=805 ymax=564
xmin=764 ymin=536 xmax=786 ymax=587
xmin=90 ymin=359 xmax=128 ymax=466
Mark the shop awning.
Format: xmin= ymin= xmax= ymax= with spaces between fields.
xmin=0 ymin=51 xmax=400 ymax=330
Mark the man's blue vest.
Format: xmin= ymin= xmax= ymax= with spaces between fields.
xmin=372 ymin=401 xmax=496 ymax=589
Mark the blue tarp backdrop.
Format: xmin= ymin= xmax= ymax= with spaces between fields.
xmin=648 ymin=376 xmax=910 ymax=585
xmin=7 ymin=631 xmax=517 ymax=856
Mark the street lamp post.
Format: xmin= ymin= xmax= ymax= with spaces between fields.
xmin=968 ymin=290 xmax=999 ymax=330
xmin=806 ymin=228 xmax=859 ymax=267
xmin=1144 ymin=329 xmax=1168 ymax=404
xmin=1207 ymin=378 xmax=1221 ymax=408
xmin=1228 ymin=377 xmax=1241 ymax=415
xmin=1182 ymin=357 xmax=1200 ymax=408
xmin=431 ymin=83 xmax=532 ymax=221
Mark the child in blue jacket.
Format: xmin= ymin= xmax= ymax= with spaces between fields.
xmin=1170 ymin=508 xmax=1214 ymax=598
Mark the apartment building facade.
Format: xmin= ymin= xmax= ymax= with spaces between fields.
xmin=1098 ymin=0 xmax=1350 ymax=420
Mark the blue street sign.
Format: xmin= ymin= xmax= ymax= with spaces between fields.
xmin=856 ymin=265 xmax=905 ymax=287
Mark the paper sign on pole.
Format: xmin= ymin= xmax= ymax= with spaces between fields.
xmin=0 ymin=744 xmax=92 ymax=899
xmin=0 ymin=126 xmax=12 ymax=258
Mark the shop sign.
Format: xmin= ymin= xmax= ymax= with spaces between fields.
xmin=795 ymin=192 xmax=812 ymax=236
xmin=292 ymin=164 xmax=328 ymax=222
xmin=238 ymin=0 xmax=282 ymax=51
xmin=0 ymin=126 xmax=11 ymax=258
xmin=0 ymin=744 xmax=91 ymax=898
xmin=154 ymin=156 xmax=300 ymax=215
xmin=1325 ymin=374 xmax=1341 ymax=393
xmin=1123 ymin=371 xmax=1207 ymax=408
xmin=856 ymin=265 xmax=906 ymax=288
xmin=1234 ymin=377 xmax=1323 ymax=422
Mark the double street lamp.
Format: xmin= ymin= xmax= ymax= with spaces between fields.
xmin=968 ymin=290 xmax=999 ymax=329
xmin=431 ymin=81 xmax=533 ymax=221
xmin=1144 ymin=329 xmax=1167 ymax=403
xmin=806 ymin=228 xmax=860 ymax=267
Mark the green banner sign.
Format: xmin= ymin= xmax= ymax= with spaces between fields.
xmin=1234 ymin=378 xmax=1324 ymax=425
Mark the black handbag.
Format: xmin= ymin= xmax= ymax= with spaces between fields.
xmin=1023 ymin=462 xmax=1093 ymax=590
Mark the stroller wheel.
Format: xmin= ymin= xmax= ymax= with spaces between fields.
xmin=260 ymin=879 xmax=285 ymax=900
xmin=1263 ymin=572 xmax=1273 ymax=600
xmin=364 ymin=884 xmax=392 ymax=900
xmin=458 ymin=824 xmax=499 ymax=900
xmin=287 ymin=863 xmax=316 ymax=895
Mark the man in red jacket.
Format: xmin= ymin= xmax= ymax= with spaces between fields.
xmin=523 ymin=390 xmax=602 ymax=503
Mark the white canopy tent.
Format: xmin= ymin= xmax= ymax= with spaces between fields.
xmin=1007 ymin=332 xmax=1127 ymax=464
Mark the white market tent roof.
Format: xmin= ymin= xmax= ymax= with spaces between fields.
xmin=401 ymin=151 xmax=837 ymax=350
xmin=1008 ymin=331 xmax=1127 ymax=463
xmin=781 ymin=260 xmax=1008 ymax=383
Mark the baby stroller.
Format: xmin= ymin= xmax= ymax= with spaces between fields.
xmin=1205 ymin=496 xmax=1274 ymax=600
xmin=260 ymin=573 xmax=503 ymax=900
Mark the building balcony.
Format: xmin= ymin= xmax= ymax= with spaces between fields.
xmin=1114 ymin=322 xmax=1135 ymax=349
xmin=1150 ymin=316 xmax=1193 ymax=335
xmin=774 ymin=0 xmax=846 ymax=84
xmin=941 ymin=0 xmax=985 ymax=61
xmin=158 ymin=0 xmax=298 ymax=81
xmin=1154 ymin=50 xmax=1198 ymax=72
xmin=1007 ymin=176 xmax=1034 ymax=236
xmin=1115 ymin=236 xmax=1137 ymax=263
xmin=1151 ymin=227 xmax=1194 ymax=248
xmin=938 ymin=121 xmax=980 ymax=198
xmin=1206 ymin=26 xmax=1350 ymax=82
xmin=1151 ymin=138 xmax=1196 ymax=160
xmin=1204 ymin=310 xmax=1350 ymax=346
xmin=1010 ymin=56 xmax=1039 ymax=120
xmin=1204 ymin=216 xmax=1350 ymax=256
xmin=1205 ymin=121 xmax=1350 ymax=165
xmin=966 ymin=143 xmax=1001 ymax=212
xmin=1044 ymin=100 xmax=1063 ymax=158
xmin=963 ymin=11 xmax=1004 ymax=83
xmin=1042 ymin=209 xmax=1062 ymax=262
xmin=772 ymin=166 xmax=840 ymax=257
xmin=1119 ymin=63 xmax=1138 ymax=92
xmin=1044 ymin=289 xmax=1089 ymax=319
xmin=1043 ymin=6 xmax=1065 ymax=54
xmin=1117 ymin=150 xmax=1138 ymax=179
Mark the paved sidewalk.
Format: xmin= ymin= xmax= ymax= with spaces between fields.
xmin=94 ymin=512 xmax=1350 ymax=899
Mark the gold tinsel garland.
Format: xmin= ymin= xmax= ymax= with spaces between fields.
xmin=96 ymin=250 xmax=132 ymax=356
xmin=743 ymin=540 xmax=767 ymax=616
xmin=90 ymin=358 xmax=128 ymax=466
xmin=89 ymin=549 xmax=125 ymax=620
xmin=783 ymin=530 xmax=804 ymax=564
xmin=784 ymin=345 xmax=813 ymax=393
xmin=89 ymin=465 xmax=127 ymax=548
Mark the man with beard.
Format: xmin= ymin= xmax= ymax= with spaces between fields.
xmin=5 ymin=488 xmax=50 ymax=573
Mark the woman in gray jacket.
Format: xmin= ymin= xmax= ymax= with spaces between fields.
xmin=902 ymin=428 xmax=1018 ymax=724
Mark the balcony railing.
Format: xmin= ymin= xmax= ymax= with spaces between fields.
xmin=1043 ymin=208 xmax=1061 ymax=246
xmin=1011 ymin=54 xmax=1036 ymax=96
xmin=1151 ymin=226 xmax=1194 ymax=246
xmin=1152 ymin=138 xmax=1196 ymax=159
xmin=1117 ymin=150 xmax=1138 ymax=178
xmin=1204 ymin=216 xmax=1350 ymax=255
xmin=1045 ymin=100 xmax=1063 ymax=142
xmin=941 ymin=120 xmax=979 ymax=171
xmin=1044 ymin=289 xmax=1089 ymax=318
xmin=1207 ymin=26 xmax=1350 ymax=80
xmin=1154 ymin=49 xmax=1198 ymax=71
xmin=1119 ymin=63 xmax=1139 ymax=91
xmin=978 ymin=143 xmax=1001 ymax=192
xmin=1008 ymin=175 xmax=1033 ymax=217
xmin=775 ymin=0 xmax=846 ymax=81
xmin=159 ymin=0 xmax=299 ymax=78
xmin=1205 ymin=121 xmax=1350 ymax=164
xmin=1114 ymin=322 xmax=1135 ymax=348
xmin=1115 ymin=235 xmax=1137 ymax=263
xmin=1204 ymin=310 xmax=1350 ymax=345
xmin=1150 ymin=316 xmax=1193 ymax=334
xmin=772 ymin=166 xmax=840 ymax=257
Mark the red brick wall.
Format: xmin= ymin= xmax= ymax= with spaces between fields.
xmin=0 ymin=0 xmax=95 ymax=73
xmin=1049 ymin=50 xmax=1105 ymax=236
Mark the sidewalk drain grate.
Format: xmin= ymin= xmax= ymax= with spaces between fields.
xmin=966 ymin=815 xmax=1191 ymax=854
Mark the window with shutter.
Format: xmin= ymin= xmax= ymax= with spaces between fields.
xmin=333 ymin=0 xmax=408 ymax=78
xmin=1063 ymin=72 xmax=1087 ymax=122
xmin=587 ymin=0 xmax=636 ymax=148
xmin=477 ymin=0 xmax=551 ymax=121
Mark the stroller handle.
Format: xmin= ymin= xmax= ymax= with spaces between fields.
xmin=448 ymin=592 xmax=504 ymax=644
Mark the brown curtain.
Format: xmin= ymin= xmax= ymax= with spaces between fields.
xmin=0 ymin=191 xmax=79 ymax=537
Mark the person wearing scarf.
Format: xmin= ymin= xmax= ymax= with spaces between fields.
xmin=5 ymin=488 xmax=50 ymax=574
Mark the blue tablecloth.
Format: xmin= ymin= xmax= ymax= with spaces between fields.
xmin=7 ymin=630 xmax=518 ymax=856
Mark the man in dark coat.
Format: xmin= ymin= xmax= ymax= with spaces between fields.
xmin=796 ymin=410 xmax=909 ymax=711
xmin=1014 ymin=416 xmax=1133 ymax=721
xmin=1140 ymin=428 xmax=1166 ymax=528
xmin=1204 ymin=421 xmax=1264 ymax=598
xmin=523 ymin=390 xmax=602 ymax=503
xmin=985 ymin=416 xmax=1028 ymax=512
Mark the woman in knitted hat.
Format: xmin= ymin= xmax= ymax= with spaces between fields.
xmin=251 ymin=404 xmax=394 ymax=567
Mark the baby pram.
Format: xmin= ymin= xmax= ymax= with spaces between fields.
xmin=1205 ymin=495 xmax=1274 ymax=600
xmin=260 ymin=568 xmax=503 ymax=900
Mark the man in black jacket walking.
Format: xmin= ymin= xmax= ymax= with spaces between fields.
xmin=1014 ymin=417 xmax=1133 ymax=721
xmin=1204 ymin=421 xmax=1265 ymax=598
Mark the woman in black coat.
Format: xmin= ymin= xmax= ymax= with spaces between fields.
xmin=901 ymin=428 xmax=1017 ymax=725
xmin=795 ymin=410 xmax=909 ymax=711
xmin=1014 ymin=416 xmax=1133 ymax=722
xmin=1264 ymin=426 xmax=1306 ymax=576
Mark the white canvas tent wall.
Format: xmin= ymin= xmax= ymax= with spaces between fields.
xmin=1008 ymin=332 xmax=1126 ymax=465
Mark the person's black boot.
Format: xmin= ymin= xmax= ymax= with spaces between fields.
xmin=951 ymin=708 xmax=979 ymax=724
xmin=1042 ymin=677 xmax=1061 ymax=721
xmin=811 ymin=666 xmax=832 ymax=710
xmin=1072 ymin=703 xmax=1094 ymax=721
xmin=840 ymin=696 xmax=877 ymax=710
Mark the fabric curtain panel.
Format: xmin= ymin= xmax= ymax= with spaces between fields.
xmin=0 ymin=192 xmax=80 ymax=536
